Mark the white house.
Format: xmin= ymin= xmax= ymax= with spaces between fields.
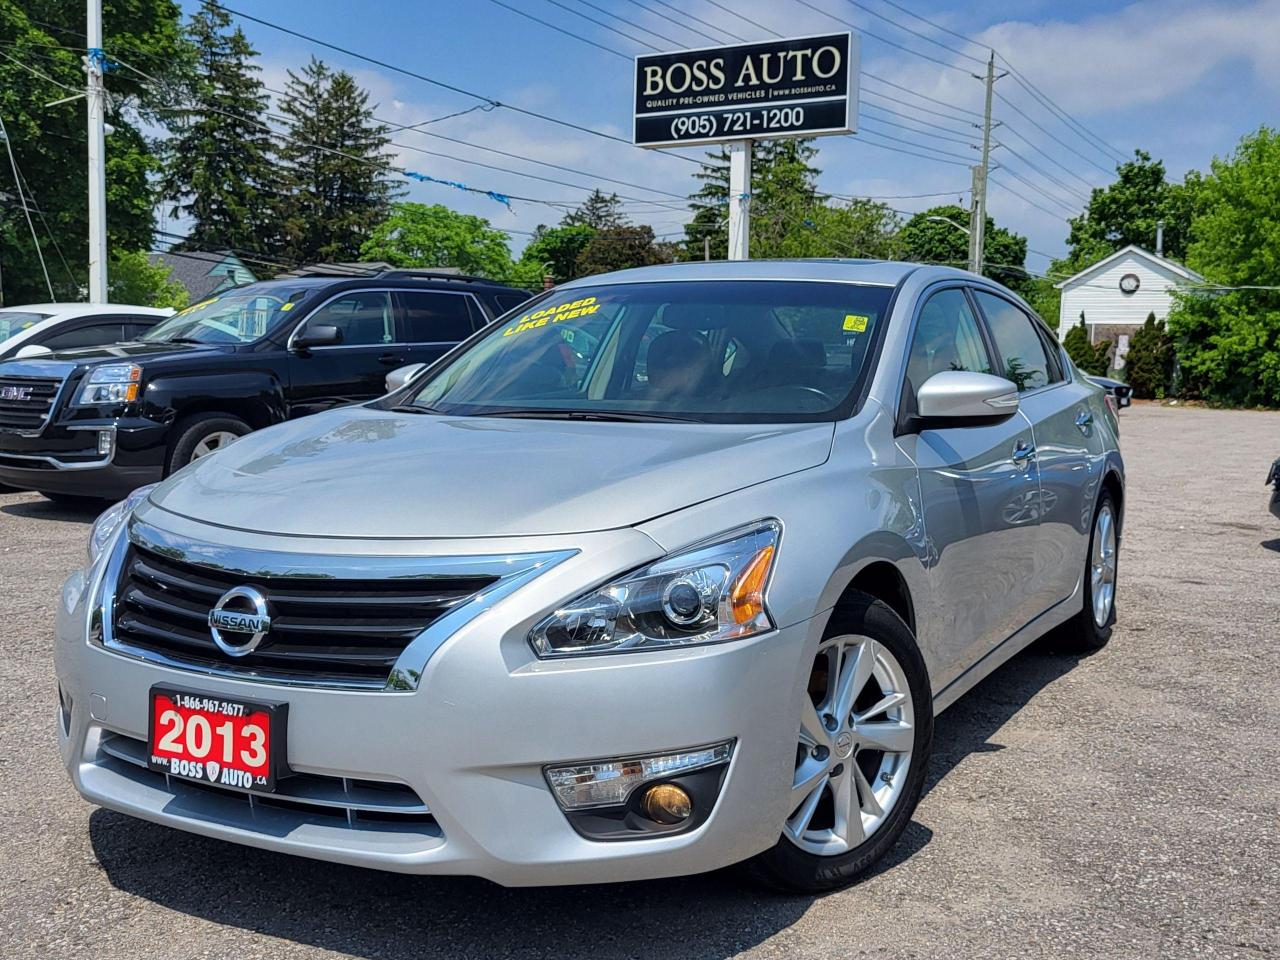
xmin=1055 ymin=245 xmax=1203 ymax=369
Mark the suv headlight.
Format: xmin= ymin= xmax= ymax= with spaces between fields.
xmin=529 ymin=520 xmax=780 ymax=658
xmin=88 ymin=484 xmax=156 ymax=565
xmin=75 ymin=363 xmax=142 ymax=405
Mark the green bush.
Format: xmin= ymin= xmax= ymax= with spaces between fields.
xmin=1063 ymin=314 xmax=1111 ymax=376
xmin=1124 ymin=312 xmax=1174 ymax=398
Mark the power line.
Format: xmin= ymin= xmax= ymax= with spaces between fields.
xmin=211 ymin=3 xmax=701 ymax=165
xmin=536 ymin=0 xmax=661 ymax=50
xmin=0 ymin=115 xmax=55 ymax=299
xmin=558 ymin=0 xmax=686 ymax=48
xmin=994 ymin=90 xmax=1114 ymax=177
xmin=619 ymin=0 xmax=728 ymax=44
xmin=791 ymin=0 xmax=973 ymax=74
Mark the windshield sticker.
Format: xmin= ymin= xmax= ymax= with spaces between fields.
xmin=501 ymin=297 xmax=600 ymax=337
xmin=280 ymin=302 xmax=295 ymax=311
xmin=842 ymin=314 xmax=869 ymax=333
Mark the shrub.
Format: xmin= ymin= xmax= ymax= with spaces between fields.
xmin=1124 ymin=312 xmax=1175 ymax=398
xmin=1063 ymin=314 xmax=1111 ymax=376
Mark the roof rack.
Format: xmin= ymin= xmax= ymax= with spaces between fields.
xmin=377 ymin=269 xmax=498 ymax=285
xmin=272 ymin=262 xmax=506 ymax=285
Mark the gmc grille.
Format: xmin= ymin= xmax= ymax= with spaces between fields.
xmin=0 ymin=374 xmax=63 ymax=432
xmin=112 ymin=545 xmax=499 ymax=687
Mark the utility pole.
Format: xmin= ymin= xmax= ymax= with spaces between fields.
xmin=86 ymin=0 xmax=108 ymax=302
xmin=727 ymin=140 xmax=751 ymax=261
xmin=970 ymin=51 xmax=1002 ymax=277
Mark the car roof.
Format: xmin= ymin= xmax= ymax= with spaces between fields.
xmin=553 ymin=259 xmax=973 ymax=290
xmin=0 ymin=303 xmax=174 ymax=318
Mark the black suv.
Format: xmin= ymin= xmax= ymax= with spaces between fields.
xmin=0 ymin=271 xmax=530 ymax=501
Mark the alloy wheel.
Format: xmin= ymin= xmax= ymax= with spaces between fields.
xmin=190 ymin=430 xmax=239 ymax=462
xmin=786 ymin=634 xmax=915 ymax=856
xmin=1091 ymin=503 xmax=1118 ymax=628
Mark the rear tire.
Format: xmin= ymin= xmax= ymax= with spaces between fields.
xmin=1061 ymin=488 xmax=1120 ymax=652
xmin=166 ymin=413 xmax=251 ymax=475
xmin=744 ymin=593 xmax=933 ymax=893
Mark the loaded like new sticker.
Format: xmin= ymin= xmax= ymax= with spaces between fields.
xmin=502 ymin=297 xmax=600 ymax=337
xmin=842 ymin=314 xmax=869 ymax=333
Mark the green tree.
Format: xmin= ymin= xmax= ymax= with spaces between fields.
xmin=359 ymin=202 xmax=519 ymax=280
xmin=108 ymin=251 xmax=189 ymax=309
xmin=159 ymin=1 xmax=277 ymax=256
xmin=1062 ymin=314 xmax=1111 ymax=376
xmin=1067 ymin=150 xmax=1197 ymax=264
xmin=0 ymin=0 xmax=186 ymax=303
xmin=767 ymin=199 xmax=902 ymax=260
xmin=577 ymin=225 xmax=667 ymax=276
xmin=561 ymin=190 xmax=624 ymax=230
xmin=275 ymin=57 xmax=400 ymax=264
xmin=1167 ymin=126 xmax=1280 ymax=406
xmin=898 ymin=205 xmax=1029 ymax=290
xmin=517 ymin=223 xmax=597 ymax=284
xmin=1124 ymin=312 xmax=1173 ymax=399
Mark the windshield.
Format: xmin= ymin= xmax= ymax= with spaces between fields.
xmin=0 ymin=312 xmax=51 ymax=342
xmin=400 ymin=280 xmax=893 ymax=423
xmin=140 ymin=283 xmax=315 ymax=345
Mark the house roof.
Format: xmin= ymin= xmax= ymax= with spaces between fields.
xmin=1053 ymin=244 xmax=1205 ymax=290
xmin=149 ymin=250 xmax=254 ymax=300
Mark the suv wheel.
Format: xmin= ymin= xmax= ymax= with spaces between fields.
xmin=167 ymin=414 xmax=251 ymax=474
xmin=1060 ymin=488 xmax=1120 ymax=651
xmin=745 ymin=593 xmax=933 ymax=892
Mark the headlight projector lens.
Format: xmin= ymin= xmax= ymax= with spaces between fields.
xmin=661 ymin=579 xmax=704 ymax=626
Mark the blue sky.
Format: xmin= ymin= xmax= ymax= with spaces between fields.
xmin=177 ymin=0 xmax=1280 ymax=273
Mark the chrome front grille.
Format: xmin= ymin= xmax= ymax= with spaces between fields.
xmin=96 ymin=730 xmax=438 ymax=829
xmin=111 ymin=544 xmax=499 ymax=687
xmin=0 ymin=374 xmax=64 ymax=432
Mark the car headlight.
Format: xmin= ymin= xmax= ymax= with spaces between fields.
xmin=529 ymin=520 xmax=780 ymax=658
xmin=88 ymin=484 xmax=157 ymax=565
xmin=75 ymin=364 xmax=142 ymax=405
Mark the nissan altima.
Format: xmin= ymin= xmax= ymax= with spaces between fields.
xmin=55 ymin=260 xmax=1123 ymax=891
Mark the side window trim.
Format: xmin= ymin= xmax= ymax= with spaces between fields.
xmin=286 ymin=288 xmax=396 ymax=351
xmin=392 ymin=290 xmax=487 ymax=344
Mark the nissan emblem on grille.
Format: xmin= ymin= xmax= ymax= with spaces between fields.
xmin=208 ymin=585 xmax=272 ymax=657
xmin=0 ymin=386 xmax=33 ymax=401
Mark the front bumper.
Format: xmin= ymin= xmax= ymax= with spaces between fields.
xmin=54 ymin=516 xmax=819 ymax=886
xmin=0 ymin=416 xmax=166 ymax=498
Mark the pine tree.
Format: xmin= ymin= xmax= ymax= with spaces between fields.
xmin=160 ymin=1 xmax=277 ymax=255
xmin=1125 ymin=312 xmax=1174 ymax=398
xmin=561 ymin=190 xmax=624 ymax=230
xmin=275 ymin=57 xmax=401 ymax=264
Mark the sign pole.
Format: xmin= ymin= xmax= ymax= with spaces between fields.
xmin=728 ymin=139 xmax=751 ymax=261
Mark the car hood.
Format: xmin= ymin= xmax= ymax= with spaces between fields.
xmin=150 ymin=406 xmax=834 ymax=538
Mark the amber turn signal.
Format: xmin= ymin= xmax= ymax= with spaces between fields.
xmin=729 ymin=544 xmax=774 ymax=624
xmin=642 ymin=783 xmax=693 ymax=824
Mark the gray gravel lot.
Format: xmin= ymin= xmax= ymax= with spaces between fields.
xmin=2 ymin=403 xmax=1277 ymax=960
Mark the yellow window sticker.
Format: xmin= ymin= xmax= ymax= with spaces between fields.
xmin=843 ymin=314 xmax=869 ymax=333
xmin=280 ymin=302 xmax=295 ymax=311
xmin=501 ymin=296 xmax=600 ymax=337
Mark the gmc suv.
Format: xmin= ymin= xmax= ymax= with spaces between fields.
xmin=0 ymin=270 xmax=530 ymax=501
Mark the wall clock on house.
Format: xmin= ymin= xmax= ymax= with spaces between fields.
xmin=1119 ymin=273 xmax=1141 ymax=294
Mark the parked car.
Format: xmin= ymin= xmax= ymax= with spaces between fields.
xmin=0 ymin=303 xmax=172 ymax=360
xmin=1086 ymin=374 xmax=1132 ymax=409
xmin=0 ymin=271 xmax=530 ymax=501
xmin=56 ymin=260 xmax=1123 ymax=892
xmin=1268 ymin=457 xmax=1280 ymax=520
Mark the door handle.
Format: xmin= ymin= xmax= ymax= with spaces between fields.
xmin=1012 ymin=440 xmax=1036 ymax=464
xmin=377 ymin=353 xmax=405 ymax=365
xmin=1075 ymin=409 xmax=1094 ymax=430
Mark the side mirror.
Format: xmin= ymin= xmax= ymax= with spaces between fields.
xmin=291 ymin=324 xmax=342 ymax=350
xmin=913 ymin=371 xmax=1019 ymax=429
xmin=14 ymin=344 xmax=52 ymax=359
xmin=385 ymin=363 xmax=427 ymax=393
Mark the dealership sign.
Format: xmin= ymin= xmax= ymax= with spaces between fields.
xmin=633 ymin=33 xmax=859 ymax=148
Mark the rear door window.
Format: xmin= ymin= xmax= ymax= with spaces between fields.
xmin=396 ymin=291 xmax=477 ymax=343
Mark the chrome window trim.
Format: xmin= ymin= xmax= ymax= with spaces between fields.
xmin=286 ymin=287 xmax=484 ymax=352
xmin=92 ymin=516 xmax=577 ymax=692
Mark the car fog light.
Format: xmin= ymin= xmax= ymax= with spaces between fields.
xmin=544 ymin=740 xmax=734 ymax=811
xmin=642 ymin=783 xmax=692 ymax=824
xmin=97 ymin=430 xmax=114 ymax=457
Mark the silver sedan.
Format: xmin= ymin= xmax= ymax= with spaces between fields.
xmin=57 ymin=260 xmax=1122 ymax=892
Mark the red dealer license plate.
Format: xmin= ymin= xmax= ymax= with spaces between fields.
xmin=148 ymin=687 xmax=287 ymax=792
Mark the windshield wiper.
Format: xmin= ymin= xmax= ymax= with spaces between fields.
xmin=478 ymin=409 xmax=703 ymax=424
xmin=162 ymin=336 xmax=208 ymax=345
xmin=388 ymin=403 xmax=449 ymax=415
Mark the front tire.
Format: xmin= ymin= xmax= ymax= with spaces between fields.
xmin=166 ymin=413 xmax=251 ymax=475
xmin=745 ymin=592 xmax=934 ymax=893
